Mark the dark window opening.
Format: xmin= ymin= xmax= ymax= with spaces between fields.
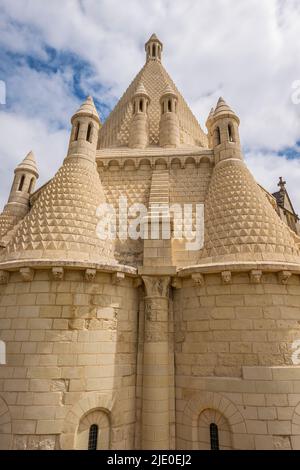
xmin=88 ymin=424 xmax=98 ymax=450
xmin=210 ymin=423 xmax=219 ymax=450
xmin=18 ymin=175 xmax=25 ymax=192
xmin=86 ymin=123 xmax=93 ymax=143
xmin=139 ymin=99 xmax=143 ymax=112
xmin=152 ymin=44 xmax=156 ymax=57
xmin=168 ymin=100 xmax=172 ymax=112
xmin=28 ymin=177 xmax=34 ymax=194
xmin=228 ymin=124 xmax=234 ymax=142
xmin=215 ymin=127 xmax=221 ymax=145
xmin=74 ymin=122 xmax=80 ymax=141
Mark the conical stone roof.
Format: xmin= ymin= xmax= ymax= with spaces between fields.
xmin=98 ymin=56 xmax=207 ymax=148
xmin=2 ymin=158 xmax=116 ymax=264
xmin=72 ymin=96 xmax=100 ymax=122
xmin=199 ymin=158 xmax=300 ymax=264
xmin=16 ymin=151 xmax=39 ymax=176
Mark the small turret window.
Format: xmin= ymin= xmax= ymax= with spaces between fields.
xmin=139 ymin=99 xmax=143 ymax=112
xmin=215 ymin=127 xmax=221 ymax=145
xmin=86 ymin=123 xmax=93 ymax=143
xmin=18 ymin=175 xmax=25 ymax=192
xmin=210 ymin=423 xmax=219 ymax=450
xmin=74 ymin=122 xmax=80 ymax=141
xmin=228 ymin=124 xmax=234 ymax=142
xmin=88 ymin=424 xmax=98 ymax=450
xmin=28 ymin=177 xmax=35 ymax=194
xmin=168 ymin=100 xmax=172 ymax=112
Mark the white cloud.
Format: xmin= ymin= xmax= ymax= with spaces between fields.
xmin=0 ymin=0 xmax=299 ymax=211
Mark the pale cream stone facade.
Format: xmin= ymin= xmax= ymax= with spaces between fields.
xmin=1 ymin=34 xmax=300 ymax=450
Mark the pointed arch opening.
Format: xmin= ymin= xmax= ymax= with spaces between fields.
xmin=18 ymin=175 xmax=25 ymax=192
xmin=86 ymin=123 xmax=93 ymax=143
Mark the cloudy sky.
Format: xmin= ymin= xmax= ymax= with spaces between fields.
xmin=0 ymin=0 xmax=300 ymax=212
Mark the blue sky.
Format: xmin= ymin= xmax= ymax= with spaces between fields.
xmin=0 ymin=0 xmax=300 ymax=211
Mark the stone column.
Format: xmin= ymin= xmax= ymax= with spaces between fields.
xmin=141 ymin=276 xmax=170 ymax=449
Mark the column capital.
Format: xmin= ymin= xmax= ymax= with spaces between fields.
xmin=142 ymin=275 xmax=170 ymax=298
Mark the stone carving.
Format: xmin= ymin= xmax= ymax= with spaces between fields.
xmin=52 ymin=267 xmax=64 ymax=281
xmin=221 ymin=271 xmax=232 ymax=284
xmin=85 ymin=269 xmax=96 ymax=282
xmin=20 ymin=267 xmax=34 ymax=282
xmin=112 ymin=272 xmax=125 ymax=285
xmin=278 ymin=270 xmax=292 ymax=284
xmin=250 ymin=269 xmax=262 ymax=284
xmin=142 ymin=276 xmax=170 ymax=298
xmin=171 ymin=277 xmax=182 ymax=289
xmin=191 ymin=273 xmax=204 ymax=287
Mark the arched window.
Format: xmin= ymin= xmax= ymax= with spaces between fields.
xmin=228 ymin=123 xmax=234 ymax=142
xmin=198 ymin=409 xmax=232 ymax=450
xmin=74 ymin=122 xmax=80 ymax=141
xmin=76 ymin=409 xmax=110 ymax=450
xmin=215 ymin=127 xmax=221 ymax=145
xmin=139 ymin=99 xmax=143 ymax=112
xmin=18 ymin=175 xmax=25 ymax=191
xmin=86 ymin=123 xmax=93 ymax=143
xmin=28 ymin=177 xmax=35 ymax=194
xmin=168 ymin=100 xmax=172 ymax=112
xmin=210 ymin=423 xmax=219 ymax=450
xmin=88 ymin=424 xmax=98 ymax=450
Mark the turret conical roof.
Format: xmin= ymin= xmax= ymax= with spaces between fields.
xmin=16 ymin=151 xmax=39 ymax=177
xmin=199 ymin=158 xmax=300 ymax=264
xmin=72 ymin=96 xmax=100 ymax=123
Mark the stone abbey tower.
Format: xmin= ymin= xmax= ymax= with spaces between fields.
xmin=1 ymin=34 xmax=300 ymax=450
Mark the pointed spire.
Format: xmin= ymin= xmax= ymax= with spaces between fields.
xmin=16 ymin=151 xmax=39 ymax=177
xmin=161 ymin=83 xmax=176 ymax=97
xmin=72 ymin=96 xmax=100 ymax=123
xmin=134 ymin=82 xmax=149 ymax=97
xmin=278 ymin=176 xmax=286 ymax=192
xmin=213 ymin=96 xmax=239 ymax=123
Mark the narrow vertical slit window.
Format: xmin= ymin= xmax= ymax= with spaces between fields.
xmin=228 ymin=123 xmax=234 ymax=142
xmin=74 ymin=122 xmax=80 ymax=141
xmin=28 ymin=177 xmax=34 ymax=194
xmin=18 ymin=175 xmax=25 ymax=191
xmin=210 ymin=423 xmax=219 ymax=450
xmin=88 ymin=424 xmax=98 ymax=450
xmin=86 ymin=123 xmax=93 ymax=143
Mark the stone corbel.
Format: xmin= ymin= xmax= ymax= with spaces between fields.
xmin=250 ymin=269 xmax=262 ymax=284
xmin=20 ymin=267 xmax=34 ymax=282
xmin=221 ymin=271 xmax=232 ymax=284
xmin=85 ymin=268 xmax=96 ymax=282
xmin=112 ymin=272 xmax=125 ymax=285
xmin=52 ymin=267 xmax=64 ymax=281
xmin=0 ymin=270 xmax=9 ymax=285
xmin=278 ymin=270 xmax=292 ymax=285
xmin=171 ymin=277 xmax=182 ymax=289
xmin=191 ymin=273 xmax=205 ymax=287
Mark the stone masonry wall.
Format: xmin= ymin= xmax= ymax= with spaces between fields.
xmin=0 ymin=268 xmax=138 ymax=449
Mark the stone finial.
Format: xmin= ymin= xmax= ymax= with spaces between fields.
xmin=85 ymin=269 xmax=96 ymax=282
xmin=221 ymin=271 xmax=232 ymax=284
xmin=278 ymin=270 xmax=292 ymax=284
xmin=0 ymin=270 xmax=9 ymax=284
xmin=112 ymin=272 xmax=125 ymax=285
xmin=52 ymin=267 xmax=64 ymax=281
xmin=191 ymin=273 xmax=205 ymax=287
xmin=20 ymin=267 xmax=34 ymax=282
xmin=250 ymin=270 xmax=262 ymax=284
